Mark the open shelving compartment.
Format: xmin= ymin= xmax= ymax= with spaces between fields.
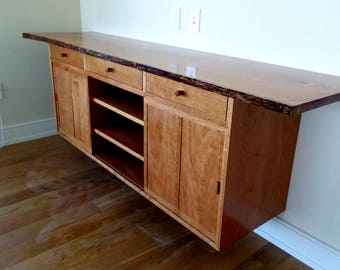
xmin=88 ymin=76 xmax=144 ymax=189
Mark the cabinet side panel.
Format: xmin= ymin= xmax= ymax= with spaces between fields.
xmin=220 ymin=100 xmax=301 ymax=249
xmin=52 ymin=62 xmax=75 ymax=139
xmin=146 ymin=104 xmax=181 ymax=210
xmin=179 ymin=118 xmax=225 ymax=238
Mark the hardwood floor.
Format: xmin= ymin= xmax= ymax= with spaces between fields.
xmin=0 ymin=136 xmax=311 ymax=270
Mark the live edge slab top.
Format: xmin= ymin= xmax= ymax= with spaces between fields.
xmin=23 ymin=32 xmax=340 ymax=115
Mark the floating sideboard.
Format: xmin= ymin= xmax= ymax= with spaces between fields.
xmin=23 ymin=32 xmax=340 ymax=250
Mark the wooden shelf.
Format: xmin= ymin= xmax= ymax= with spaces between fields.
xmin=93 ymin=135 xmax=144 ymax=188
xmin=92 ymin=97 xmax=143 ymax=126
xmin=94 ymin=126 xmax=144 ymax=161
xmin=89 ymin=76 xmax=144 ymax=125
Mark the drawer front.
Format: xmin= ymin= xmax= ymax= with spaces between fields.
xmin=146 ymin=73 xmax=228 ymax=119
xmin=85 ymin=55 xmax=142 ymax=90
xmin=49 ymin=44 xmax=84 ymax=68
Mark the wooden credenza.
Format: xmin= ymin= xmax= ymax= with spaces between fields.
xmin=24 ymin=32 xmax=340 ymax=250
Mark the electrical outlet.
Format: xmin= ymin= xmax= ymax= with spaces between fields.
xmin=188 ymin=8 xmax=201 ymax=33
xmin=186 ymin=65 xmax=197 ymax=78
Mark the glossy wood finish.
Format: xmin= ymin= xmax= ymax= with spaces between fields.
xmin=146 ymin=95 xmax=227 ymax=241
xmin=51 ymin=61 xmax=91 ymax=152
xmin=52 ymin=61 xmax=75 ymax=139
xmin=92 ymin=135 xmax=144 ymax=188
xmin=88 ymin=76 xmax=144 ymax=125
xmin=24 ymin=32 xmax=340 ymax=114
xmin=0 ymin=136 xmax=311 ymax=269
xmin=179 ymin=118 xmax=225 ymax=239
xmin=50 ymin=44 xmax=83 ymax=68
xmin=71 ymin=70 xmax=91 ymax=152
xmin=146 ymin=73 xmax=228 ymax=120
xmin=85 ymin=54 xmax=143 ymax=90
xmin=219 ymin=99 xmax=301 ymax=249
xmin=88 ymin=72 xmax=145 ymax=187
xmin=32 ymin=34 xmax=304 ymax=250
xmin=94 ymin=125 xmax=144 ymax=161
xmin=146 ymin=104 xmax=181 ymax=211
xmin=145 ymin=93 xmax=227 ymax=128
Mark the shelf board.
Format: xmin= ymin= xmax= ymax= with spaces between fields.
xmin=95 ymin=151 xmax=144 ymax=189
xmin=93 ymin=97 xmax=143 ymax=126
xmin=94 ymin=127 xmax=144 ymax=161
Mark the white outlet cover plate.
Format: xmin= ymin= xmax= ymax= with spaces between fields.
xmin=188 ymin=8 xmax=201 ymax=33
xmin=186 ymin=65 xmax=197 ymax=78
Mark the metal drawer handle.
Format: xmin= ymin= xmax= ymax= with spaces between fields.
xmin=106 ymin=67 xmax=114 ymax=73
xmin=175 ymin=90 xmax=185 ymax=96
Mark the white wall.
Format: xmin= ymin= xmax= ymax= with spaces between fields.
xmin=0 ymin=0 xmax=81 ymax=144
xmin=80 ymin=0 xmax=340 ymax=252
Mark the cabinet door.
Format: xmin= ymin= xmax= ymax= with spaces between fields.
xmin=71 ymin=71 xmax=91 ymax=152
xmin=52 ymin=62 xmax=75 ymax=139
xmin=52 ymin=62 xmax=91 ymax=152
xmin=179 ymin=118 xmax=225 ymax=237
xmin=146 ymin=104 xmax=182 ymax=211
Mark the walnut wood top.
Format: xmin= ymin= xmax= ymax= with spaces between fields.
xmin=23 ymin=32 xmax=340 ymax=115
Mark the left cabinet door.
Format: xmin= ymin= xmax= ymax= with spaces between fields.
xmin=52 ymin=61 xmax=91 ymax=152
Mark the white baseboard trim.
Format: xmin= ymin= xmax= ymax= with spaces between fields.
xmin=254 ymin=218 xmax=340 ymax=270
xmin=3 ymin=118 xmax=57 ymax=146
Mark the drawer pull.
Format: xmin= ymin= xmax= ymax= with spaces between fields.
xmin=61 ymin=53 xmax=68 ymax=58
xmin=175 ymin=90 xmax=185 ymax=96
xmin=106 ymin=67 xmax=114 ymax=73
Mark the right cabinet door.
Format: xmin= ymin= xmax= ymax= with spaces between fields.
xmin=146 ymin=101 xmax=225 ymax=239
xmin=179 ymin=118 xmax=225 ymax=237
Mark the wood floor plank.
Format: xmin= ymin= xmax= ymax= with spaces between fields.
xmin=0 ymin=174 xmax=115 ymax=234
xmin=253 ymin=243 xmax=289 ymax=269
xmin=115 ymin=233 xmax=268 ymax=270
xmin=0 ymin=136 xmax=312 ymax=270
xmin=0 ymin=189 xmax=152 ymax=268
xmin=273 ymin=257 xmax=312 ymax=270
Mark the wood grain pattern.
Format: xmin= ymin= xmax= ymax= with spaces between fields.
xmin=49 ymin=44 xmax=83 ymax=68
xmin=93 ymin=126 xmax=144 ymax=161
xmin=146 ymin=73 xmax=228 ymax=120
xmin=0 ymin=136 xmax=311 ymax=270
xmin=71 ymin=70 xmax=91 ymax=152
xmin=145 ymin=93 xmax=227 ymax=128
xmin=219 ymin=99 xmax=301 ymax=249
xmin=179 ymin=118 xmax=225 ymax=239
xmin=85 ymin=54 xmax=143 ymax=90
xmin=52 ymin=61 xmax=75 ymax=140
xmin=52 ymin=61 xmax=91 ymax=152
xmin=26 ymin=32 xmax=340 ymax=114
xmin=92 ymin=135 xmax=144 ymax=188
xmin=146 ymin=104 xmax=182 ymax=211
xmin=92 ymin=97 xmax=144 ymax=126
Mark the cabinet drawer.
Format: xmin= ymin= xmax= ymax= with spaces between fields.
xmin=49 ymin=45 xmax=84 ymax=68
xmin=146 ymin=73 xmax=228 ymax=119
xmin=84 ymin=55 xmax=143 ymax=90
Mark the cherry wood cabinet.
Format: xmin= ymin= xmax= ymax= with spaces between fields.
xmin=51 ymin=61 xmax=91 ymax=152
xmin=23 ymin=36 xmax=306 ymax=250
